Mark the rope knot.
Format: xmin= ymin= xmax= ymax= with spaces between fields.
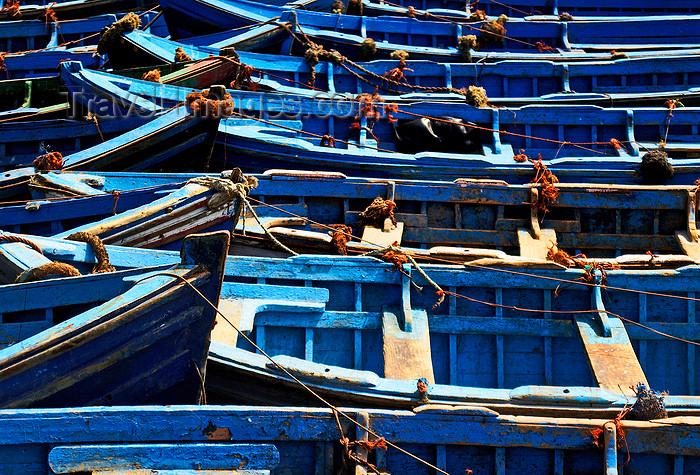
xmin=34 ymin=151 xmax=63 ymax=171
xmin=39 ymin=3 xmax=57 ymax=23
xmin=0 ymin=51 xmax=7 ymax=79
xmin=186 ymin=88 xmax=235 ymax=118
xmin=330 ymin=224 xmax=352 ymax=255
xmin=97 ymin=12 xmax=140 ymax=55
xmin=174 ymin=46 xmax=192 ymax=62
xmin=330 ymin=0 xmax=344 ymax=14
xmin=320 ymin=134 xmax=336 ymax=148
xmin=558 ymin=12 xmax=573 ymax=21
xmin=358 ymin=197 xmax=397 ymax=228
xmin=141 ymin=69 xmax=161 ymax=83
xmin=231 ymin=63 xmax=258 ymax=91
xmin=1 ymin=0 xmax=21 ymax=18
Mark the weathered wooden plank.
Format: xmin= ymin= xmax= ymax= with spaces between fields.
xmin=518 ymin=228 xmax=557 ymax=259
xmin=574 ymin=312 xmax=648 ymax=393
xmin=382 ymin=308 xmax=434 ymax=384
xmin=48 ymin=443 xmax=279 ymax=472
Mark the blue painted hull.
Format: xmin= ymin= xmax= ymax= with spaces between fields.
xmin=5 ymin=170 xmax=698 ymax=260
xmin=0 ymin=232 xmax=229 ymax=408
xmin=0 ymin=0 xmax=158 ymax=21
xmin=2 ymin=405 xmax=698 ymax=474
xmin=117 ymin=29 xmax=700 ymax=107
xmin=208 ymin=100 xmax=700 ymax=185
xmin=0 ymin=13 xmax=163 ymax=54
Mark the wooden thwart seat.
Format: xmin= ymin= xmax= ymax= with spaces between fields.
xmin=382 ymin=308 xmax=435 ymax=384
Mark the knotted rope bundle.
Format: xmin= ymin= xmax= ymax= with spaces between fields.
xmin=358 ymin=197 xmax=397 ymax=228
xmin=186 ymin=89 xmax=235 ymax=118
xmin=97 ymin=12 xmax=140 ymax=55
xmin=33 ymin=151 xmax=63 ymax=171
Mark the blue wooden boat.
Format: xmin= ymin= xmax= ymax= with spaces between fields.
xmin=2 ymin=404 xmax=697 ymax=474
xmin=0 ymin=12 xmax=164 ymax=54
xmin=0 ymin=105 xmax=222 ymax=202
xmin=8 ymin=232 xmax=700 ymax=420
xmin=2 ymin=47 xmax=102 ymax=80
xmin=0 ymin=0 xmax=157 ymax=21
xmin=45 ymin=176 xmax=245 ymax=250
xmin=159 ymin=0 xmax=700 ymax=59
xmin=0 ymin=231 xmax=228 ymax=408
xmin=6 ymin=170 xmax=700 ymax=263
xmin=203 ymin=99 xmax=700 ymax=185
xmin=0 ymin=104 xmax=218 ymax=172
xmin=411 ymin=0 xmax=700 ymax=18
xmin=109 ymin=29 xmax=700 ymax=107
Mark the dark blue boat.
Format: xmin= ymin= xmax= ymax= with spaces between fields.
xmin=5 ymin=170 xmax=700 ymax=262
xmin=159 ymin=0 xmax=700 ymax=59
xmin=0 ymin=231 xmax=229 ymax=408
xmin=0 ymin=0 xmax=157 ymax=21
xmin=205 ymin=100 xmax=700 ymax=185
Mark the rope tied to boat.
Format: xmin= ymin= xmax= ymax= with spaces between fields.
xmin=546 ymin=245 xmax=619 ymax=286
xmin=464 ymin=85 xmax=489 ymax=107
xmin=357 ymin=197 xmax=397 ymax=228
xmin=320 ymin=134 xmax=336 ymax=147
xmin=189 ymin=175 xmax=257 ymax=210
xmin=0 ymin=235 xmax=43 ymax=254
xmin=1 ymin=0 xmax=21 ymax=18
xmin=610 ymin=50 xmax=628 ymax=60
xmin=33 ymin=151 xmax=63 ymax=171
xmin=15 ymin=261 xmax=81 ymax=283
xmin=513 ymin=151 xmax=559 ymax=215
xmin=631 ymin=383 xmax=667 ymax=420
xmin=174 ymin=46 xmax=192 ymax=62
xmin=458 ymin=35 xmax=477 ymax=61
xmin=97 ymin=12 xmax=140 ymax=55
xmin=231 ymin=63 xmax=258 ymax=91
xmin=334 ymin=411 xmax=386 ymax=475
xmin=383 ymin=50 xmax=412 ymax=84
xmin=559 ymin=12 xmax=574 ymax=21
xmin=468 ymin=9 xmax=487 ymax=21
xmin=304 ymin=41 xmax=344 ymax=87
xmin=591 ymin=404 xmax=632 ymax=466
xmin=479 ymin=14 xmax=509 ymax=48
xmin=362 ymin=245 xmax=446 ymax=308
xmin=330 ymin=224 xmax=352 ymax=255
xmin=39 ymin=3 xmax=57 ymax=24
xmin=64 ymin=231 xmax=115 ymax=273
xmin=0 ymin=51 xmax=8 ymax=79
xmin=186 ymin=88 xmax=234 ymax=118
xmin=361 ymin=38 xmax=376 ymax=60
xmin=141 ymin=69 xmax=161 ymax=83
xmin=330 ymin=0 xmax=345 ymax=14
xmin=535 ymin=41 xmax=556 ymax=53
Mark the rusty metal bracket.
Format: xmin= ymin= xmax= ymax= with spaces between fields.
xmin=529 ymin=187 xmax=542 ymax=239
